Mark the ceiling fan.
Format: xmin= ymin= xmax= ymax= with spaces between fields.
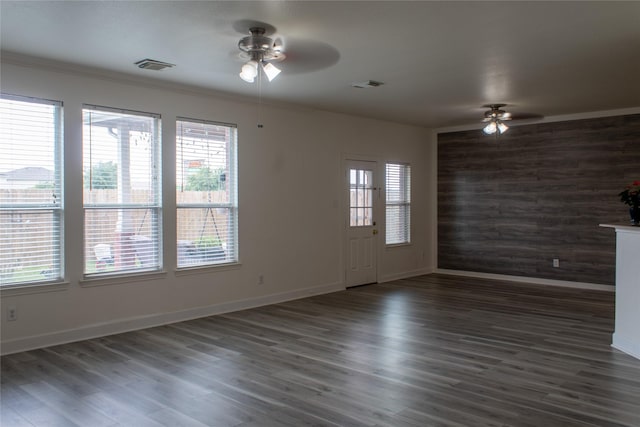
xmin=482 ymin=104 xmax=512 ymax=135
xmin=481 ymin=104 xmax=544 ymax=135
xmin=233 ymin=20 xmax=340 ymax=83
xmin=237 ymin=26 xmax=286 ymax=83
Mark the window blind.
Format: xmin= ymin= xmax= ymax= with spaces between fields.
xmin=0 ymin=94 xmax=63 ymax=285
xmin=83 ymin=105 xmax=162 ymax=275
xmin=386 ymin=163 xmax=411 ymax=245
xmin=176 ymin=118 xmax=238 ymax=267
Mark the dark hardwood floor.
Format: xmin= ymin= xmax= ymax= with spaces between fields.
xmin=2 ymin=274 xmax=640 ymax=427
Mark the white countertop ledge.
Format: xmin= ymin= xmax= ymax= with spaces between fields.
xmin=599 ymin=223 xmax=640 ymax=233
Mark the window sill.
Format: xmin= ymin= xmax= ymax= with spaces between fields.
xmin=1 ymin=281 xmax=70 ymax=296
xmin=80 ymin=270 xmax=167 ymax=288
xmin=386 ymin=242 xmax=412 ymax=249
xmin=175 ymin=262 xmax=242 ymax=277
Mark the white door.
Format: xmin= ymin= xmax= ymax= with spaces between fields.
xmin=345 ymin=160 xmax=379 ymax=287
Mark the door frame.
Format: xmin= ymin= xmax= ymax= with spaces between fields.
xmin=342 ymin=154 xmax=383 ymax=287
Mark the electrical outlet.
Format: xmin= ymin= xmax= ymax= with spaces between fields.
xmin=7 ymin=306 xmax=17 ymax=322
xmin=553 ymin=258 xmax=560 ymax=268
xmin=258 ymin=275 xmax=264 ymax=285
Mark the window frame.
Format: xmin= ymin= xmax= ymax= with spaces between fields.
xmin=82 ymin=104 xmax=163 ymax=278
xmin=175 ymin=117 xmax=238 ymax=269
xmin=385 ymin=162 xmax=411 ymax=246
xmin=0 ymin=93 xmax=64 ymax=287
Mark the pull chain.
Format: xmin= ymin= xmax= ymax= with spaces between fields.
xmin=257 ymin=63 xmax=264 ymax=128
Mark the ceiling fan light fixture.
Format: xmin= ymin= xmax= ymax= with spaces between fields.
xmin=497 ymin=121 xmax=509 ymax=134
xmin=239 ymin=60 xmax=258 ymax=82
xmin=237 ymin=26 xmax=284 ymax=83
xmin=262 ymin=61 xmax=281 ymax=82
xmin=239 ymin=72 xmax=255 ymax=83
xmin=483 ymin=121 xmax=497 ymax=135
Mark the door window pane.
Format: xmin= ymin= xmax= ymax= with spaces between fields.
xmin=349 ymin=168 xmax=373 ymax=227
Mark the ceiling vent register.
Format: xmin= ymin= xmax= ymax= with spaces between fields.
xmin=134 ymin=59 xmax=175 ymax=71
xmin=351 ymin=80 xmax=384 ymax=89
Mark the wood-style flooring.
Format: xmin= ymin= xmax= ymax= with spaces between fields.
xmin=2 ymin=274 xmax=640 ymax=427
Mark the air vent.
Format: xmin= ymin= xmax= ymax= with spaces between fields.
xmin=134 ymin=59 xmax=175 ymax=71
xmin=351 ymin=80 xmax=384 ymax=89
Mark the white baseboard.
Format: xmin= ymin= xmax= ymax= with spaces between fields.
xmin=379 ymin=267 xmax=434 ymax=283
xmin=435 ymin=269 xmax=615 ymax=292
xmin=612 ymin=333 xmax=640 ymax=361
xmin=0 ymin=282 xmax=345 ymax=356
xmin=2 ymin=269 xmax=616 ymax=356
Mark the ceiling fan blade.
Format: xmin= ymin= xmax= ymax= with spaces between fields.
xmin=478 ymin=104 xmax=543 ymax=125
xmin=509 ymin=112 xmax=544 ymax=121
xmin=275 ymin=38 xmax=340 ymax=74
xmin=272 ymin=37 xmax=285 ymax=53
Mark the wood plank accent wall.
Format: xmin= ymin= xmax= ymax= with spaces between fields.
xmin=438 ymin=114 xmax=640 ymax=285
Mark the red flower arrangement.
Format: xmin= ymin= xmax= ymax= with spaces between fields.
xmin=619 ymin=180 xmax=640 ymax=225
xmin=619 ymin=180 xmax=640 ymax=207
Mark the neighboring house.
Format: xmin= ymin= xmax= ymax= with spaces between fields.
xmin=0 ymin=166 xmax=53 ymax=189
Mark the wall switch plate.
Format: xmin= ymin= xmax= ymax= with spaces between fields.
xmin=553 ymin=258 xmax=560 ymax=268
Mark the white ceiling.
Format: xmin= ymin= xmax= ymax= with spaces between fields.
xmin=2 ymin=1 xmax=639 ymax=129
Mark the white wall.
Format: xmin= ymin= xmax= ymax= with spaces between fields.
xmin=0 ymin=58 xmax=436 ymax=354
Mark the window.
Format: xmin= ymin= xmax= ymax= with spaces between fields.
xmin=83 ymin=106 xmax=161 ymax=276
xmin=386 ymin=163 xmax=411 ymax=245
xmin=0 ymin=94 xmax=63 ymax=286
xmin=176 ymin=119 xmax=238 ymax=267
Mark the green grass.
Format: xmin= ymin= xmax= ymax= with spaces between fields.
xmin=2 ymin=265 xmax=52 ymax=285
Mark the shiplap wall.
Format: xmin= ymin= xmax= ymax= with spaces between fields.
xmin=438 ymin=114 xmax=640 ymax=285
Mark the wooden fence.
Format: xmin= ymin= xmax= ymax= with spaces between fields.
xmin=1 ymin=189 xmax=232 ymax=276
